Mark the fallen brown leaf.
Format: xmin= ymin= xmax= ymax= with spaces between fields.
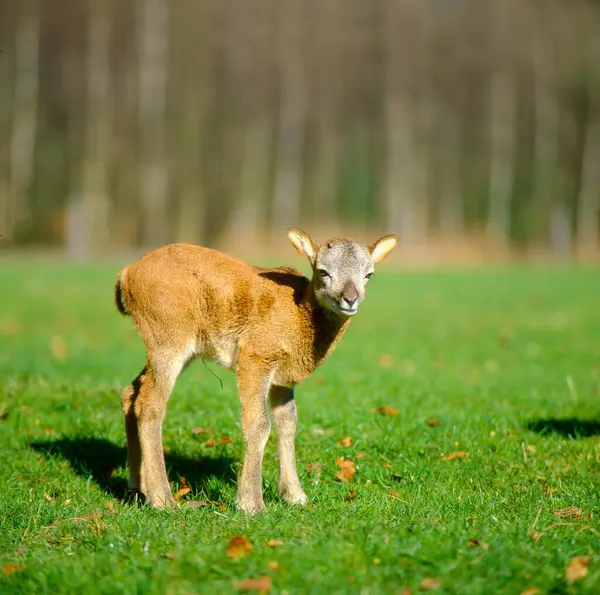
xmin=184 ymin=500 xmax=218 ymax=509
xmin=397 ymin=589 xmax=413 ymax=595
xmin=64 ymin=498 xmax=72 ymax=505
xmin=162 ymin=552 xmax=176 ymax=560
xmin=2 ymin=564 xmax=25 ymax=576
xmin=227 ymin=536 xmax=253 ymax=560
xmin=192 ymin=427 xmax=214 ymax=435
xmin=335 ymin=458 xmax=356 ymax=483
xmin=528 ymin=530 xmax=543 ymax=542
xmin=419 ymin=578 xmax=441 ymax=591
xmin=356 ymin=452 xmax=367 ymax=459
xmin=521 ymin=587 xmax=541 ymax=595
xmin=566 ymin=556 xmax=590 ymax=583
xmin=526 ymin=445 xmax=536 ymax=453
xmin=378 ymin=353 xmax=394 ymax=368
xmin=553 ymin=507 xmax=583 ymax=520
xmin=49 ymin=335 xmax=68 ymax=360
xmin=220 ymin=436 xmax=235 ymax=444
xmin=267 ymin=561 xmax=279 ymax=571
xmin=306 ymin=463 xmax=322 ymax=474
xmin=388 ymin=489 xmax=401 ymax=498
xmin=0 ymin=318 xmax=21 ymax=335
xmin=266 ymin=539 xmax=284 ymax=547
xmin=443 ymin=451 xmax=468 ymax=461
xmin=204 ymin=438 xmax=216 ymax=447
xmin=344 ymin=490 xmax=358 ymax=501
xmin=174 ymin=487 xmax=191 ymax=500
xmin=233 ymin=575 xmax=272 ymax=592
xmin=467 ymin=539 xmax=489 ymax=551
xmin=373 ymin=406 xmax=399 ymax=416
xmin=338 ymin=436 xmax=352 ymax=448
xmin=426 ymin=418 xmax=441 ymax=427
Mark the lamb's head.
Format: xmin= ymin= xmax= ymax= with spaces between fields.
xmin=287 ymin=228 xmax=398 ymax=317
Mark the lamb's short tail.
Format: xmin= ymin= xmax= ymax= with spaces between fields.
xmin=114 ymin=270 xmax=129 ymax=316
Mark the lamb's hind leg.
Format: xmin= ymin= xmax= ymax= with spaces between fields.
xmin=123 ymin=350 xmax=188 ymax=508
xmin=270 ymin=385 xmax=308 ymax=506
xmin=121 ymin=368 xmax=146 ymax=494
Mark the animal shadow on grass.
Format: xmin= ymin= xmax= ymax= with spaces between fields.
xmin=527 ymin=418 xmax=600 ymax=439
xmin=31 ymin=437 xmax=236 ymax=503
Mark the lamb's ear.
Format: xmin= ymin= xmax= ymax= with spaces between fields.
xmin=368 ymin=234 xmax=398 ymax=263
xmin=287 ymin=228 xmax=320 ymax=264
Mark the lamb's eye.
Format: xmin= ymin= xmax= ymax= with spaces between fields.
xmin=317 ymin=269 xmax=330 ymax=279
xmin=366 ymin=272 xmax=374 ymax=280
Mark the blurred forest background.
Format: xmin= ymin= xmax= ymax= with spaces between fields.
xmin=0 ymin=0 xmax=599 ymax=262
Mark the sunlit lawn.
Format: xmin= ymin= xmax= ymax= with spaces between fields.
xmin=0 ymin=261 xmax=599 ymax=594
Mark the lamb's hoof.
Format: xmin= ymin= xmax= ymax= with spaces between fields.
xmin=280 ymin=486 xmax=309 ymax=506
xmin=144 ymin=492 xmax=177 ymax=509
xmin=237 ymin=497 xmax=267 ymax=515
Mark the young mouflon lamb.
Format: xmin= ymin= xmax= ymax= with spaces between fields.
xmin=115 ymin=228 xmax=397 ymax=513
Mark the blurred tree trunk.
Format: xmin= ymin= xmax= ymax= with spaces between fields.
xmin=173 ymin=89 xmax=208 ymax=244
xmin=138 ymin=0 xmax=169 ymax=247
xmin=271 ymin=2 xmax=307 ymax=233
xmin=531 ymin=26 xmax=560 ymax=254
xmin=382 ymin=0 xmax=414 ymax=243
xmin=577 ymin=94 xmax=600 ymax=257
xmin=431 ymin=3 xmax=463 ymax=237
xmin=232 ymin=114 xmax=271 ymax=240
xmin=5 ymin=0 xmax=39 ymax=242
xmin=486 ymin=4 xmax=515 ymax=249
xmin=76 ymin=0 xmax=112 ymax=256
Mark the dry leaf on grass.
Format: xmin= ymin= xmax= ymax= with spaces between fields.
xmin=467 ymin=539 xmax=489 ymax=551
xmin=174 ymin=487 xmax=191 ymax=500
xmin=528 ymin=530 xmax=543 ymax=542
xmin=378 ymin=353 xmax=394 ymax=368
xmin=162 ymin=552 xmax=175 ymax=560
xmin=373 ymin=406 xmax=399 ymax=416
xmin=192 ymin=427 xmax=214 ymax=435
xmin=356 ymin=452 xmax=367 ymax=459
xmin=397 ymin=589 xmax=413 ymax=595
xmin=566 ymin=556 xmax=590 ymax=583
xmin=344 ymin=490 xmax=358 ymax=502
xmin=521 ymin=587 xmax=541 ymax=595
xmin=220 ymin=436 xmax=235 ymax=444
xmin=49 ymin=335 xmax=68 ymax=360
xmin=0 ymin=318 xmax=21 ymax=336
xmin=204 ymin=438 xmax=216 ymax=447
xmin=553 ymin=507 xmax=584 ymax=520
xmin=266 ymin=539 xmax=284 ymax=547
xmin=335 ymin=458 xmax=356 ymax=483
xmin=2 ymin=564 xmax=26 ymax=576
xmin=419 ymin=578 xmax=441 ymax=590
xmin=426 ymin=418 xmax=441 ymax=427
xmin=184 ymin=500 xmax=218 ymax=509
xmin=338 ymin=436 xmax=352 ymax=448
xmin=267 ymin=561 xmax=279 ymax=571
xmin=443 ymin=451 xmax=468 ymax=461
xmin=306 ymin=463 xmax=322 ymax=474
xmin=233 ymin=575 xmax=272 ymax=592
xmin=227 ymin=536 xmax=253 ymax=559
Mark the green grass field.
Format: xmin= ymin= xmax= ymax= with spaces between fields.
xmin=0 ymin=261 xmax=599 ymax=594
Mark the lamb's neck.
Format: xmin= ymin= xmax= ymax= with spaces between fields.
xmin=300 ymin=286 xmax=351 ymax=367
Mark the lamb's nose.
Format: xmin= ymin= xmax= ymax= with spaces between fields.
xmin=343 ymin=295 xmax=357 ymax=307
xmin=341 ymin=281 xmax=359 ymax=307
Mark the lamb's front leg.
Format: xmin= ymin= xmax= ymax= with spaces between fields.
xmin=269 ymin=385 xmax=308 ymax=506
xmin=236 ymin=359 xmax=272 ymax=514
